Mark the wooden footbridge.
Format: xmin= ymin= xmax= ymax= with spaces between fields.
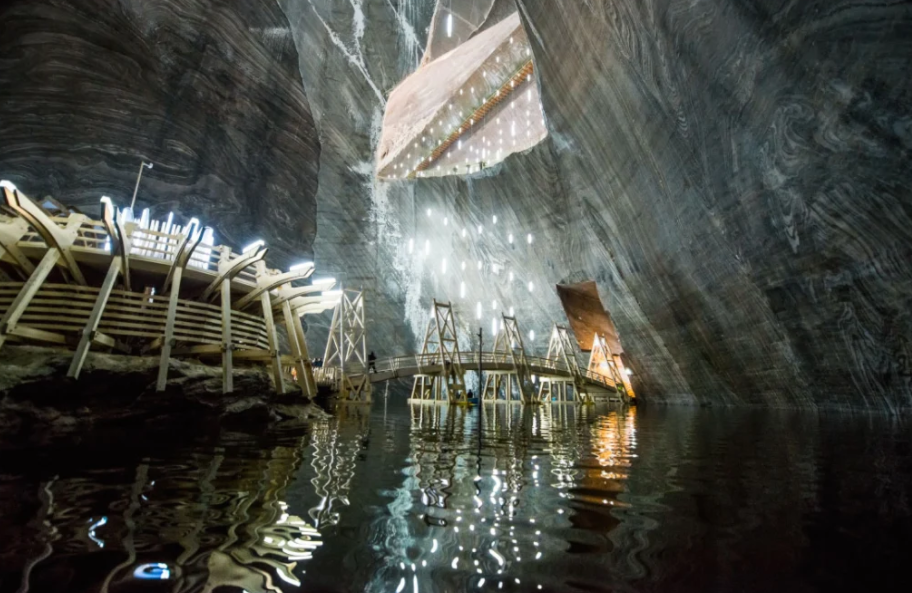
xmin=0 ymin=180 xmax=339 ymax=396
xmin=317 ymin=300 xmax=635 ymax=405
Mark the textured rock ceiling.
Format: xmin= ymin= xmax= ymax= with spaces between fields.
xmin=1 ymin=0 xmax=911 ymax=410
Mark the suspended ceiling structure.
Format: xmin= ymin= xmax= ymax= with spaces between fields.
xmin=377 ymin=12 xmax=547 ymax=179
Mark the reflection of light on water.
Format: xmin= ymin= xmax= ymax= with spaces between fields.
xmin=133 ymin=562 xmax=169 ymax=580
xmin=308 ymin=414 xmax=364 ymax=528
xmin=87 ymin=516 xmax=107 ymax=548
xmin=592 ymin=408 xmax=637 ymax=482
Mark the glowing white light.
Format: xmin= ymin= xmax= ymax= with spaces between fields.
xmin=492 ymin=300 xmax=497 ymax=310
xmin=491 ymin=317 xmax=497 ymax=335
xmin=489 ymin=549 xmax=506 ymax=566
xmin=460 ymin=281 xmax=466 ymax=298
xmin=446 ymin=13 xmax=453 ymax=37
xmin=241 ymin=240 xmax=264 ymax=254
xmin=625 ymin=368 xmax=633 ymax=376
xmin=462 ymin=228 xmax=467 ymax=238
xmin=529 ymin=330 xmax=535 ymax=341
xmin=444 ymin=216 xmax=449 ymax=226
xmin=477 ymin=261 xmax=482 ymax=270
xmin=461 ymin=261 xmax=466 ymax=271
xmin=492 ymin=215 xmax=497 ymax=224
xmin=441 ymin=258 xmax=447 ymax=274
xmin=508 ymin=234 xmax=513 ymax=244
xmin=528 ymin=281 xmax=534 ymax=292
xmin=527 ymin=233 xmax=533 ymax=244
xmin=477 ymin=224 xmax=483 ymax=234
xmin=531 ymin=374 xmax=537 ymax=383
xmin=476 ymin=302 xmax=482 ymax=320
xmin=396 ymin=578 xmax=406 ymax=593
xmin=427 ymin=208 xmax=432 ymax=217
xmin=509 ymin=271 xmax=514 ymax=281
xmin=509 ymin=306 xmax=514 ymax=316
xmin=408 ymin=238 xmax=414 ymax=253
xmin=425 ymin=240 xmax=430 ymax=256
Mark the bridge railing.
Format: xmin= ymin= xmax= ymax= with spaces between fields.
xmin=322 ymin=351 xmax=614 ymax=383
xmin=316 ymin=350 xmax=620 ymax=391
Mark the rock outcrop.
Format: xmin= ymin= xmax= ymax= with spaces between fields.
xmin=0 ymin=346 xmax=323 ymax=435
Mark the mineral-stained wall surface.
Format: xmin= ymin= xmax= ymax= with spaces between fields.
xmin=2 ymin=0 xmax=911 ymax=410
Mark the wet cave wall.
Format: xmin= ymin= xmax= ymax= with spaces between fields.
xmin=285 ymin=0 xmax=912 ymax=410
xmin=510 ymin=0 xmax=912 ymax=410
xmin=2 ymin=0 xmax=911 ymax=410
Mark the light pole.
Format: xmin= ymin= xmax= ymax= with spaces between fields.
xmin=129 ymin=161 xmax=154 ymax=211
xmin=477 ymin=326 xmax=483 ymax=398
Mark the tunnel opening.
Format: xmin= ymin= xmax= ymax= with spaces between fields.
xmin=556 ymin=281 xmax=636 ymax=398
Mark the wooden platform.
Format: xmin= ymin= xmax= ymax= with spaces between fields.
xmin=0 ymin=180 xmax=332 ymax=396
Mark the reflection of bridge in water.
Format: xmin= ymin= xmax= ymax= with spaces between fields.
xmin=9 ymin=434 xmax=323 ymax=593
xmin=316 ymin=300 xmax=635 ymax=405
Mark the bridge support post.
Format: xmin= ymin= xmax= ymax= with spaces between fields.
xmin=261 ymin=290 xmax=286 ymax=395
xmin=411 ymin=301 xmax=467 ymax=404
xmin=69 ymin=198 xmax=131 ymax=379
xmin=156 ymin=223 xmax=205 ymax=392
xmin=68 ymin=258 xmax=121 ymax=379
xmin=323 ymin=289 xmax=371 ymax=403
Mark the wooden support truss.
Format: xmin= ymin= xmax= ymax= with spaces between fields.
xmin=410 ymin=300 xmax=468 ymax=403
xmin=538 ymin=324 xmax=592 ymax=404
xmin=323 ymin=289 xmax=372 ymax=403
xmin=483 ymin=315 xmax=533 ymax=403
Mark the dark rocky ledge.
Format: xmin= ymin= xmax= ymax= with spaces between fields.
xmin=0 ymin=346 xmax=326 ymax=437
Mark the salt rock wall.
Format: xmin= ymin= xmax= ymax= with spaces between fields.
xmin=0 ymin=0 xmax=320 ymax=266
xmin=284 ymin=0 xmax=912 ymax=409
xmin=278 ymin=0 xmax=436 ymax=355
xmin=511 ymin=0 xmax=912 ymax=409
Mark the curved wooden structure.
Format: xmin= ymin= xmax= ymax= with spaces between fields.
xmin=0 ymin=181 xmax=334 ymax=396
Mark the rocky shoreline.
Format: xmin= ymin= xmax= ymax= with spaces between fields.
xmin=0 ymin=346 xmax=327 ymax=440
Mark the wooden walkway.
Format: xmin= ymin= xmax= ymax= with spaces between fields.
xmin=0 ymin=181 xmax=329 ymax=395
xmin=316 ymin=351 xmax=626 ymax=402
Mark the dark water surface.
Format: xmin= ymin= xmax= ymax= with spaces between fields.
xmin=2 ymin=383 xmax=911 ymax=592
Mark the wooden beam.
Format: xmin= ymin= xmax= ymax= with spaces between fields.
xmin=220 ymin=277 xmax=233 ymax=394
xmin=281 ymin=298 xmax=315 ymax=398
xmin=0 ymin=215 xmax=36 ymax=275
xmin=199 ymin=245 xmax=267 ymax=302
xmin=101 ymin=197 xmax=132 ymax=291
xmin=0 ymin=248 xmax=61 ymax=349
xmin=234 ymin=264 xmax=315 ymax=310
xmin=260 ymin=291 xmax=285 ymax=394
xmin=3 ymin=183 xmax=87 ymax=284
xmin=68 ymin=258 xmax=122 ymax=379
xmin=156 ymin=266 xmax=183 ymax=392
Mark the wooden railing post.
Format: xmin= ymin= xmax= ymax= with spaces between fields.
xmin=220 ymin=276 xmax=234 ymax=394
